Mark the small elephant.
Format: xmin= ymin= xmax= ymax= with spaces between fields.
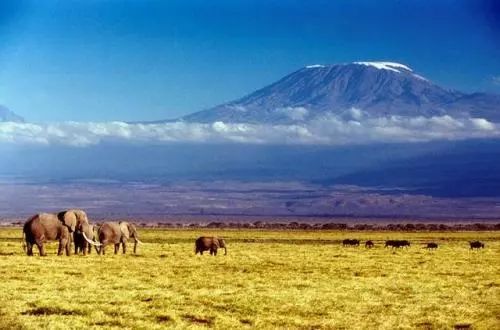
xmin=23 ymin=209 xmax=89 ymax=256
xmin=195 ymin=236 xmax=227 ymax=256
xmin=97 ymin=221 xmax=142 ymax=255
xmin=73 ymin=223 xmax=99 ymax=255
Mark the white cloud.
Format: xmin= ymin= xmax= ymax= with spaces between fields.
xmin=275 ymin=107 xmax=309 ymax=121
xmin=492 ymin=75 xmax=500 ymax=86
xmin=0 ymin=112 xmax=499 ymax=147
xmin=470 ymin=118 xmax=495 ymax=131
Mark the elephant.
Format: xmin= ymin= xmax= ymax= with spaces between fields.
xmin=23 ymin=209 xmax=90 ymax=256
xmin=195 ymin=236 xmax=227 ymax=256
xmin=97 ymin=221 xmax=142 ymax=255
xmin=73 ymin=222 xmax=98 ymax=255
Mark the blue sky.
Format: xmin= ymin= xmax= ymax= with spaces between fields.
xmin=0 ymin=0 xmax=499 ymax=122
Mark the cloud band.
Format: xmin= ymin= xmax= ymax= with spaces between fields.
xmin=0 ymin=112 xmax=498 ymax=147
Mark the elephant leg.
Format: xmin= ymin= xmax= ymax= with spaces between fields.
xmin=58 ymin=240 xmax=64 ymax=255
xmin=26 ymin=242 xmax=33 ymax=256
xmin=114 ymin=243 xmax=120 ymax=254
xmin=213 ymin=247 xmax=218 ymax=256
xmin=66 ymin=242 xmax=71 ymax=256
xmin=36 ymin=241 xmax=46 ymax=257
xmin=122 ymin=241 xmax=127 ymax=254
xmin=58 ymin=238 xmax=69 ymax=256
xmin=74 ymin=242 xmax=79 ymax=255
xmin=88 ymin=242 xmax=92 ymax=254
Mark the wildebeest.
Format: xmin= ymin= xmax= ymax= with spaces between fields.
xmin=342 ymin=239 xmax=360 ymax=247
xmin=469 ymin=241 xmax=485 ymax=249
xmin=385 ymin=240 xmax=410 ymax=248
xmin=365 ymin=240 xmax=374 ymax=248
xmin=425 ymin=242 xmax=438 ymax=250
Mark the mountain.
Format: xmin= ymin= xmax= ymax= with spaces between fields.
xmin=180 ymin=61 xmax=500 ymax=124
xmin=0 ymin=105 xmax=24 ymax=122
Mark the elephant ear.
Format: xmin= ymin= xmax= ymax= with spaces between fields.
xmin=119 ymin=222 xmax=130 ymax=239
xmin=127 ymin=223 xmax=137 ymax=238
xmin=58 ymin=211 xmax=77 ymax=232
xmin=74 ymin=209 xmax=89 ymax=224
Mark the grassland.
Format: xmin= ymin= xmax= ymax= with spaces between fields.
xmin=0 ymin=228 xmax=498 ymax=329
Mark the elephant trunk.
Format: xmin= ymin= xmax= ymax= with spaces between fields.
xmin=82 ymin=232 xmax=102 ymax=246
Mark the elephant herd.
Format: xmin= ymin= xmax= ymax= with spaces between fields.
xmin=22 ymin=209 xmax=142 ymax=256
xmin=22 ymin=208 xmax=485 ymax=257
xmin=22 ymin=208 xmax=227 ymax=257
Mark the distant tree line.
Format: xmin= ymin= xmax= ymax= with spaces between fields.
xmin=149 ymin=221 xmax=500 ymax=231
xmin=6 ymin=220 xmax=499 ymax=231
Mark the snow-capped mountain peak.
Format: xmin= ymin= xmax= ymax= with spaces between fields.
xmin=353 ymin=61 xmax=412 ymax=73
xmin=177 ymin=61 xmax=500 ymax=124
xmin=305 ymin=64 xmax=326 ymax=69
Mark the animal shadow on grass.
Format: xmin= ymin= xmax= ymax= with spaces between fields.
xmin=156 ymin=315 xmax=174 ymax=324
xmin=182 ymin=314 xmax=214 ymax=326
xmin=22 ymin=306 xmax=85 ymax=316
xmin=92 ymin=320 xmax=124 ymax=327
xmin=454 ymin=324 xmax=472 ymax=330
xmin=240 ymin=318 xmax=253 ymax=326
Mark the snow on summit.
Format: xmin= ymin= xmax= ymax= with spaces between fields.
xmin=353 ymin=61 xmax=412 ymax=73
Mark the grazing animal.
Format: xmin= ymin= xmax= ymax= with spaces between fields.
xmin=425 ymin=242 xmax=438 ymax=250
xmin=385 ymin=240 xmax=410 ymax=248
xmin=469 ymin=241 xmax=485 ymax=249
xmin=195 ymin=237 xmax=227 ymax=256
xmin=23 ymin=213 xmax=71 ymax=256
xmin=398 ymin=240 xmax=411 ymax=248
xmin=97 ymin=222 xmax=142 ymax=255
xmin=365 ymin=240 xmax=374 ymax=248
xmin=342 ymin=239 xmax=360 ymax=247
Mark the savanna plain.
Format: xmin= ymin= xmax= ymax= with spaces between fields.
xmin=0 ymin=228 xmax=498 ymax=329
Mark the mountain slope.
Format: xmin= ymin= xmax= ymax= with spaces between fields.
xmin=0 ymin=105 xmax=24 ymax=122
xmin=180 ymin=61 xmax=500 ymax=124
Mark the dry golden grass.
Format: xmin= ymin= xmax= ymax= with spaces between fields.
xmin=0 ymin=228 xmax=498 ymax=329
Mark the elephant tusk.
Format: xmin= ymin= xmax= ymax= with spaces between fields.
xmin=135 ymin=239 xmax=144 ymax=245
xmin=82 ymin=232 xmax=102 ymax=246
